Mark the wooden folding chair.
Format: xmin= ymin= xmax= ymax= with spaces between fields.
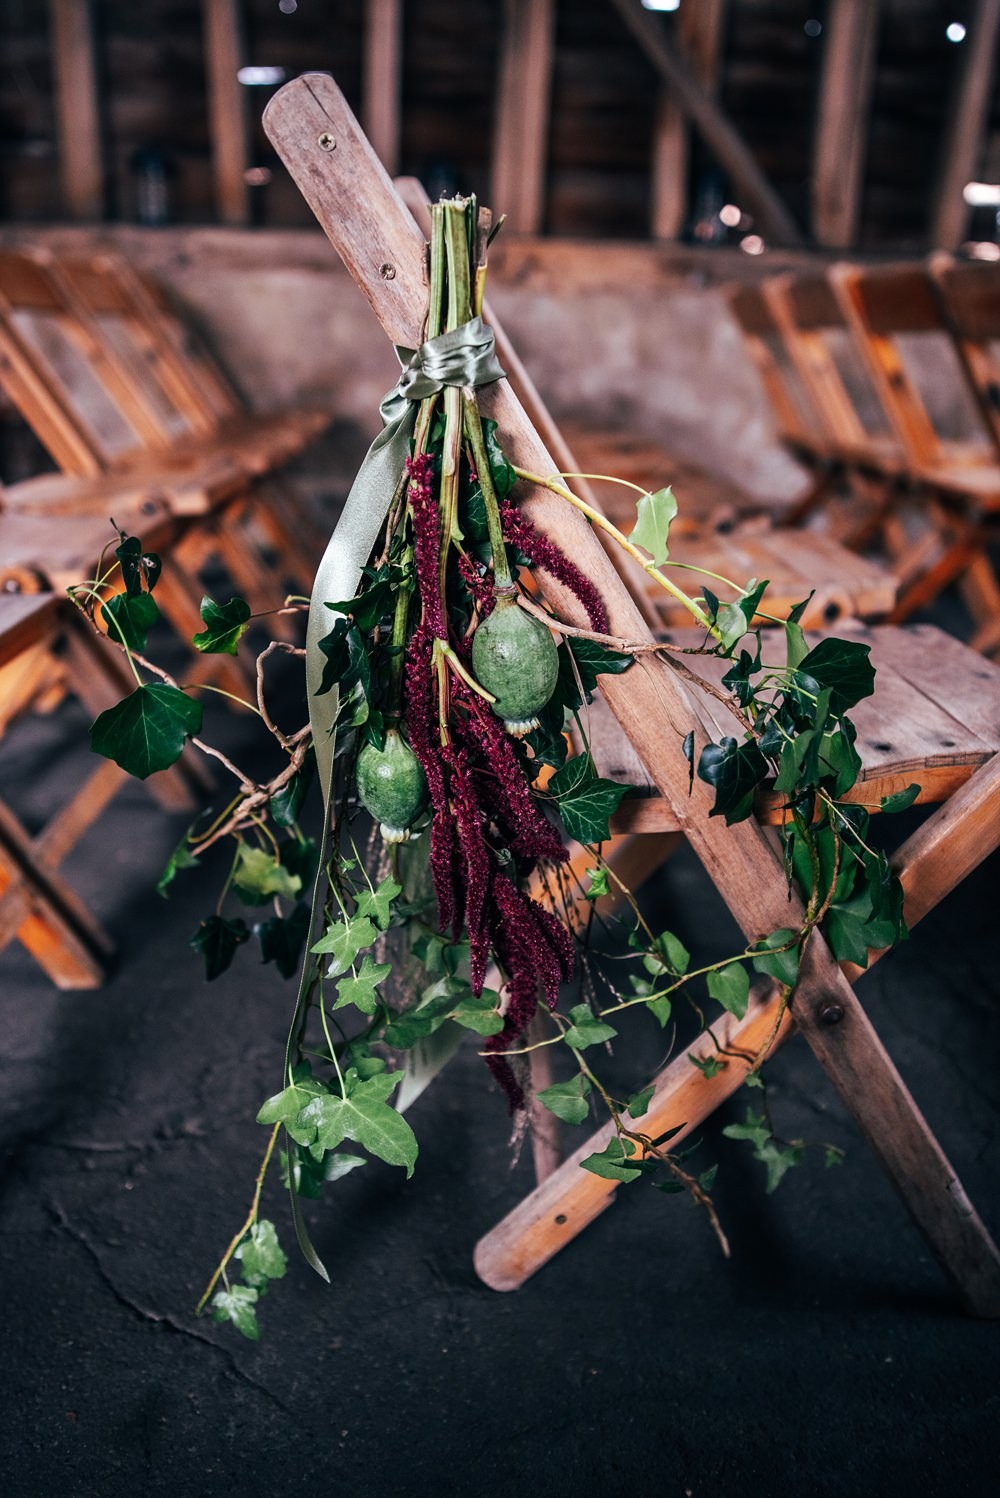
xmin=725 ymin=282 xmax=841 ymax=516
xmin=759 ymin=270 xmax=909 ymax=541
xmin=262 ymin=73 xmax=1000 ymax=1316
xmin=0 ymin=571 xmax=209 ymax=989
xmin=830 ymin=261 xmax=1000 ymax=646
xmin=0 ymin=248 xmax=316 ymax=635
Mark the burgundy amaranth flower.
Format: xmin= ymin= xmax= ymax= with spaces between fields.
xmin=406 ymin=453 xmax=447 ymax=638
xmin=402 ymin=621 xmax=446 ymax=811
xmin=461 ymin=685 xmax=565 ymax=863
xmin=457 ymin=553 xmax=495 ymax=619
xmin=440 ymin=734 xmax=493 ymax=989
xmin=500 ymin=496 xmax=609 ymax=633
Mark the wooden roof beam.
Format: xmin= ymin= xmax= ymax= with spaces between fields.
xmin=491 ymin=0 xmax=556 ymax=234
xmin=651 ymin=0 xmax=727 ymax=241
xmin=48 ymin=0 xmax=105 ymax=221
xmin=812 ymin=0 xmax=881 ymax=248
xmin=363 ymin=0 xmax=403 ymax=175
xmin=609 ymin=0 xmax=804 ymax=246
xmin=203 ymin=0 xmax=251 ymax=226
xmin=932 ymin=0 xmax=1000 ymax=249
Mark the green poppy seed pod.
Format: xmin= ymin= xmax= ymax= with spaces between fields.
xmin=471 ymin=594 xmax=559 ymax=737
xmin=356 ymin=729 xmax=427 ymax=843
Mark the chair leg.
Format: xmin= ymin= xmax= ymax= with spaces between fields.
xmin=476 ymin=760 xmax=1000 ymax=1315
xmin=0 ymin=797 xmax=115 ymax=989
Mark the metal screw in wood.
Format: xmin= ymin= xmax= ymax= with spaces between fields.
xmin=317 ymin=132 xmax=336 ymax=152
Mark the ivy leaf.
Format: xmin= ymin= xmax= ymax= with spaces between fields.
xmin=315 ymin=618 xmax=371 ymax=701
xmin=310 ymin=915 xmax=378 ymax=977
xmin=450 ymin=990 xmax=504 ymax=1035
xmin=585 ymin=866 xmax=610 ymax=900
xmin=285 ymin=1148 xmax=368 ymax=1198
xmin=630 ymin=486 xmax=677 ymax=566
xmin=192 ymin=595 xmax=251 ymax=655
xmin=90 ymin=684 xmax=202 ymax=779
xmin=580 ymin=1137 xmax=643 ymax=1183
xmin=689 ymin=1053 xmax=726 ymax=1079
xmin=270 ymin=751 xmax=316 ymax=829
xmin=773 ymin=727 xmax=817 ymax=796
xmin=232 ymin=846 xmax=302 ymax=906
xmin=797 ymin=638 xmax=875 ymax=715
xmin=256 ymin=1074 xmax=327 ymax=1142
xmin=156 ymin=830 xmax=200 ymax=898
xmin=299 ymin=1073 xmax=417 ymax=1177
xmin=880 ymin=783 xmax=920 ymax=815
xmin=626 ymin=1084 xmax=655 ymax=1119
xmin=643 ymin=929 xmax=690 ymax=976
xmin=697 ymin=736 xmax=769 ymax=825
xmin=549 ymin=753 xmax=631 ymax=845
xmin=258 ymin=904 xmax=311 ymax=978
xmin=537 ymin=1075 xmax=592 ymax=1125
xmin=334 ymin=954 xmax=393 ymax=1014
xmin=115 ymin=534 xmax=160 ymax=597
xmin=647 ymin=992 xmax=673 ymax=1027
xmin=562 ymin=1003 xmax=617 ymax=1051
xmin=750 ymin=929 xmax=801 ymax=987
xmin=353 ymin=876 xmax=402 ymax=932
xmin=823 ymin=889 xmax=897 ymax=969
xmin=235 ymin=1220 xmax=288 ymax=1289
xmin=722 ymin=643 xmax=762 ymax=707
xmin=190 ymin=915 xmax=250 ymax=980
xmin=757 ymin=1139 xmax=806 ymax=1193
xmin=100 ymin=591 xmax=160 ymax=652
xmin=707 ymin=961 xmax=750 ymax=1019
xmin=324 ymin=565 xmax=398 ymax=632
xmin=564 ymin=638 xmax=633 ymax=699
xmin=211 ymin=1284 xmax=259 ymax=1341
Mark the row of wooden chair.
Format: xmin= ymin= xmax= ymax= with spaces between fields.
xmin=728 ymin=257 xmax=1000 ymax=655
xmin=0 ymin=245 xmax=332 ymax=987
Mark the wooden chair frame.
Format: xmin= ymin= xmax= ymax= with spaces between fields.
xmin=262 ymin=73 xmax=1000 ymax=1316
xmin=829 ymin=261 xmax=1000 ymax=646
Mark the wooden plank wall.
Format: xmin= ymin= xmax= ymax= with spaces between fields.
xmin=1 ymin=0 xmax=999 ymax=249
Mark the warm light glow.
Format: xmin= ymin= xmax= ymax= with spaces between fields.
xmin=720 ymin=203 xmax=742 ymax=228
xmin=946 ymin=22 xmax=967 ymax=42
xmin=278 ymin=0 xmax=297 ymax=13
xmin=963 ymin=241 xmax=1000 ymax=261
xmin=244 ymin=167 xmax=273 ymax=187
xmin=740 ymin=235 xmax=766 ymax=256
xmin=237 ymin=65 xmax=287 ymax=86
xmin=641 ymin=0 xmax=681 ymax=11
xmin=963 ymin=181 xmax=1000 ymax=207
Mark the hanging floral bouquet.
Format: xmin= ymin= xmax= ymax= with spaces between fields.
xmin=72 ymin=196 xmax=913 ymax=1339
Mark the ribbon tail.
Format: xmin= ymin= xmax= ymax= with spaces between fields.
xmin=306 ymin=404 xmax=418 ymax=808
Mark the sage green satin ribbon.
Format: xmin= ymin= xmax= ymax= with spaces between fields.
xmin=305 ymin=314 xmax=505 ymax=801
xmin=283 ymin=318 xmax=507 ymax=1269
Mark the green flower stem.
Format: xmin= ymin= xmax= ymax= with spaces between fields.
xmin=432 ymin=636 xmax=496 ymax=702
xmin=511 ymin=466 xmax=719 ymax=637
xmin=386 ymin=542 xmax=414 ymax=723
xmin=463 ymin=395 xmax=514 ymax=589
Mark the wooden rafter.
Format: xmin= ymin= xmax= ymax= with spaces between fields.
xmin=48 ymin=0 xmax=105 ymax=221
xmin=363 ymin=0 xmax=403 ymax=175
xmin=609 ymin=0 xmax=803 ymax=245
xmin=651 ymin=0 xmax=727 ymax=240
xmin=491 ymin=0 xmax=556 ymax=234
xmin=812 ymin=0 xmax=881 ymax=248
xmin=932 ymin=0 xmax=1000 ymax=249
xmin=203 ymin=0 xmax=250 ymax=226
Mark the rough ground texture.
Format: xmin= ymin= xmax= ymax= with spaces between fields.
xmin=1 ymin=646 xmax=999 ymax=1498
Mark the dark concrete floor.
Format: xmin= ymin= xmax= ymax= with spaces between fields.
xmin=1 ymin=643 xmax=999 ymax=1498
